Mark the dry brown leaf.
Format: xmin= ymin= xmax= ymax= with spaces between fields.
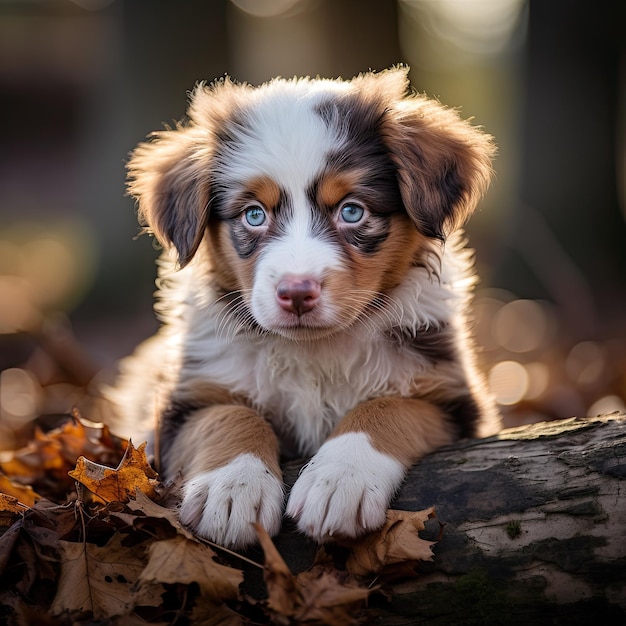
xmin=50 ymin=534 xmax=164 ymax=619
xmin=139 ymin=535 xmax=243 ymax=602
xmin=255 ymin=523 xmax=373 ymax=625
xmin=0 ymin=413 xmax=127 ymax=500
xmin=68 ymin=440 xmax=158 ymax=503
xmin=190 ymin=599 xmax=246 ymax=625
xmin=125 ymin=489 xmax=195 ymax=540
xmin=255 ymin=522 xmax=298 ymax=620
xmin=0 ymin=494 xmax=23 ymax=534
xmin=0 ymin=493 xmax=24 ymax=513
xmin=343 ymin=507 xmax=436 ymax=578
xmin=0 ymin=472 xmax=40 ymax=506
xmin=296 ymin=567 xmax=372 ymax=625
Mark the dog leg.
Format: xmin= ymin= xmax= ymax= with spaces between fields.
xmin=166 ymin=405 xmax=284 ymax=548
xmin=286 ymin=397 xmax=455 ymax=541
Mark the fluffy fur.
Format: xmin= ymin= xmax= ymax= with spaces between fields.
xmin=105 ymin=67 xmax=501 ymax=548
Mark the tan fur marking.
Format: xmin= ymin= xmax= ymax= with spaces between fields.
xmin=166 ymin=405 xmax=282 ymax=479
xmin=323 ymin=212 xmax=426 ymax=312
xmin=247 ymin=176 xmax=281 ymax=210
xmin=206 ymin=222 xmax=256 ymax=293
xmin=317 ymin=172 xmax=360 ymax=208
xmin=331 ymin=397 xmax=455 ymax=467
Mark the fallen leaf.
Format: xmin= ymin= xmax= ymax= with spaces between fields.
xmin=0 ymin=413 xmax=127 ymax=500
xmin=0 ymin=516 xmax=23 ymax=571
xmin=125 ymin=489 xmax=195 ymax=540
xmin=255 ymin=522 xmax=298 ymax=620
xmin=139 ymin=535 xmax=243 ymax=601
xmin=0 ymin=430 xmax=65 ymax=481
xmin=0 ymin=491 xmax=27 ymax=514
xmin=68 ymin=440 xmax=158 ymax=503
xmin=190 ymin=599 xmax=247 ymax=625
xmin=0 ymin=472 xmax=40 ymax=506
xmin=50 ymin=533 xmax=163 ymax=619
xmin=255 ymin=523 xmax=373 ymax=625
xmin=296 ymin=567 xmax=372 ymax=625
xmin=343 ymin=508 xmax=436 ymax=579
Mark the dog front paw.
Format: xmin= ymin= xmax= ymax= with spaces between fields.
xmin=179 ymin=453 xmax=284 ymax=548
xmin=285 ymin=433 xmax=406 ymax=541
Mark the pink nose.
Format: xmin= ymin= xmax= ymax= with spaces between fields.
xmin=276 ymin=277 xmax=321 ymax=316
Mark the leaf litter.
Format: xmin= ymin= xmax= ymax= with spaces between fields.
xmin=0 ymin=412 xmax=438 ymax=625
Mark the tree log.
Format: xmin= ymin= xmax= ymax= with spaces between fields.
xmin=273 ymin=414 xmax=626 ymax=625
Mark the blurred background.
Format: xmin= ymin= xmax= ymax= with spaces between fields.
xmin=0 ymin=0 xmax=625 ymax=449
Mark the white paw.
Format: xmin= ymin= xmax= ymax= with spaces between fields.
xmin=285 ymin=433 xmax=405 ymax=541
xmin=179 ymin=454 xmax=284 ymax=548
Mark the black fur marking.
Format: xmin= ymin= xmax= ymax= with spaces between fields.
xmin=227 ymin=219 xmax=265 ymax=258
xmin=341 ymin=214 xmax=392 ymax=254
xmin=438 ymin=394 xmax=482 ymax=440
xmin=315 ymin=95 xmax=403 ymax=212
xmin=308 ymin=95 xmax=404 ymax=254
xmin=389 ymin=324 xmax=457 ymax=364
xmin=158 ymin=401 xmax=203 ymax=475
xmin=212 ymin=183 xmax=292 ymax=259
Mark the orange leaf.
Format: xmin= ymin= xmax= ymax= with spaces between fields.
xmin=0 ymin=413 xmax=127 ymax=498
xmin=0 ymin=492 xmax=26 ymax=515
xmin=343 ymin=507 xmax=436 ymax=578
xmin=0 ymin=472 xmax=40 ymax=507
xmin=68 ymin=440 xmax=158 ymax=503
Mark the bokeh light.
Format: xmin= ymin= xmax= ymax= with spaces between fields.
xmin=229 ymin=0 xmax=306 ymax=19
xmin=488 ymin=360 xmax=529 ymax=405
xmin=0 ymin=220 xmax=98 ymax=317
xmin=492 ymin=299 xmax=549 ymax=354
xmin=588 ymin=395 xmax=626 ymax=417
xmin=399 ymin=0 xmax=526 ymax=69
xmin=566 ymin=341 xmax=605 ymax=387
xmin=0 ymin=368 xmax=43 ymax=429
xmin=524 ymin=361 xmax=550 ymax=400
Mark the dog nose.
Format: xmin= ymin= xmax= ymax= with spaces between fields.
xmin=276 ymin=278 xmax=321 ymax=316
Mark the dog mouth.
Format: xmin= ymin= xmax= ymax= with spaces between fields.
xmin=266 ymin=313 xmax=346 ymax=340
xmin=272 ymin=324 xmax=347 ymax=342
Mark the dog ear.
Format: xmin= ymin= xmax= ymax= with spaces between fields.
xmin=127 ymin=79 xmax=248 ymax=268
xmin=127 ymin=121 xmax=212 ymax=268
xmin=386 ymin=92 xmax=496 ymax=240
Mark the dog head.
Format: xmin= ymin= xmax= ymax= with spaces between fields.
xmin=127 ymin=67 xmax=495 ymax=340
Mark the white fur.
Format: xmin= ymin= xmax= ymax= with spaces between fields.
xmin=178 ymin=453 xmax=284 ymax=548
xmin=250 ymin=205 xmax=343 ymax=333
xmin=285 ymin=432 xmax=406 ymax=540
xmin=214 ymin=81 xmax=346 ymax=202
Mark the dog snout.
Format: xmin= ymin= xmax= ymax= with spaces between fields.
xmin=276 ymin=277 xmax=321 ymax=316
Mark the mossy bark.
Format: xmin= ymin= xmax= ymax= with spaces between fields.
xmin=274 ymin=414 xmax=626 ymax=625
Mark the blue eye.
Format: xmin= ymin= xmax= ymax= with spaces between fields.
xmin=244 ymin=205 xmax=267 ymax=227
xmin=340 ymin=203 xmax=365 ymax=224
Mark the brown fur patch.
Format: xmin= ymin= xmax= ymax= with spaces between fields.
xmin=330 ymin=397 xmax=455 ymax=467
xmin=165 ymin=405 xmax=282 ymax=480
xmin=323 ymin=212 xmax=427 ymax=306
xmin=316 ymin=171 xmax=361 ymax=209
xmin=246 ymin=176 xmax=282 ymax=210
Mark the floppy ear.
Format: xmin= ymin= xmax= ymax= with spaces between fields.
xmin=127 ymin=79 xmax=247 ymax=268
xmin=127 ymin=124 xmax=210 ymax=267
xmin=386 ymin=90 xmax=496 ymax=240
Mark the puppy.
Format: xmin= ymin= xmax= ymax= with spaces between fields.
xmin=106 ymin=67 xmax=501 ymax=549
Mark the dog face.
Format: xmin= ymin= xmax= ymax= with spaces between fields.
xmin=127 ymin=67 xmax=494 ymax=342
